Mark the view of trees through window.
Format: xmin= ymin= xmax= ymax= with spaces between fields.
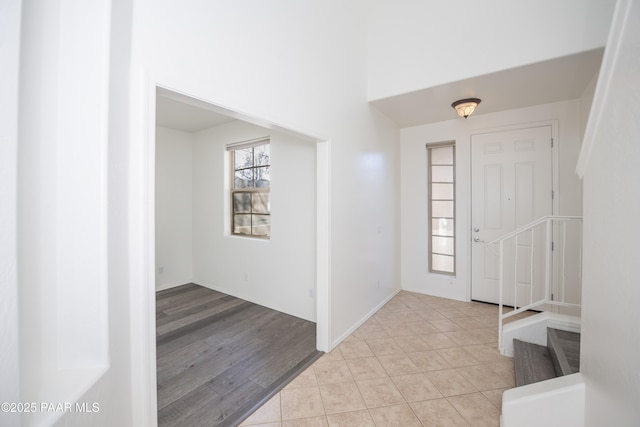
xmin=230 ymin=140 xmax=271 ymax=238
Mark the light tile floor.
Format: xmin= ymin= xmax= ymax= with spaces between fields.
xmin=240 ymin=291 xmax=530 ymax=427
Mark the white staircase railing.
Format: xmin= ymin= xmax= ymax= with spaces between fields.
xmin=487 ymin=216 xmax=583 ymax=353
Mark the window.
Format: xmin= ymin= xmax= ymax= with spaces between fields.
xmin=228 ymin=138 xmax=271 ymax=238
xmin=428 ymin=142 xmax=455 ymax=274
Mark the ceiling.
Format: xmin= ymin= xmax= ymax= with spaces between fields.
xmin=155 ymin=87 xmax=322 ymax=142
xmin=370 ymin=48 xmax=604 ymax=127
xmin=156 ymin=93 xmax=235 ymax=132
xmin=156 ymin=48 xmax=604 ymax=132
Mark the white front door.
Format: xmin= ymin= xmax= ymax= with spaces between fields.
xmin=471 ymin=125 xmax=553 ymax=304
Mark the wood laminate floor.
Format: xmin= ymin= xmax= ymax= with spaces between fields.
xmin=156 ymin=283 xmax=323 ymax=427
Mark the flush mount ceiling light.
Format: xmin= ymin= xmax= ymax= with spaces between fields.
xmin=451 ymin=98 xmax=481 ymax=119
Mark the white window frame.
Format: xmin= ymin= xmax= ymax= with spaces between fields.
xmin=427 ymin=141 xmax=456 ymax=275
xmin=227 ymin=138 xmax=271 ymax=239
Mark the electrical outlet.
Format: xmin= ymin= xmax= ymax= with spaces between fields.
xmin=377 ymin=279 xmax=381 ymax=289
xmin=244 ymin=272 xmax=249 ymax=282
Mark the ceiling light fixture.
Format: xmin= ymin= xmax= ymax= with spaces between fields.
xmin=451 ymin=98 xmax=481 ymax=119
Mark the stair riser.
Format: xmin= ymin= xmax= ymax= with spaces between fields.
xmin=547 ymin=327 xmax=580 ymax=377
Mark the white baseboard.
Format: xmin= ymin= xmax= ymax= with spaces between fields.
xmin=171 ymin=281 xmax=402 ymax=354
xmin=155 ymin=280 xmax=193 ymax=292
xmin=191 ymin=280 xmax=317 ymax=323
xmin=330 ymin=287 xmax=402 ymax=351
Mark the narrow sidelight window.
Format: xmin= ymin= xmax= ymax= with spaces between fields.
xmin=227 ymin=138 xmax=270 ymax=238
xmin=427 ymin=142 xmax=455 ymax=274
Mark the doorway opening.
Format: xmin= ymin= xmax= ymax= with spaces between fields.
xmin=149 ymin=85 xmax=330 ymax=351
xmin=141 ymin=85 xmax=331 ymax=424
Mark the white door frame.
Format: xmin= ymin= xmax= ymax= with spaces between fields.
xmin=129 ymin=73 xmax=332 ymax=426
xmin=468 ymin=120 xmax=559 ymax=302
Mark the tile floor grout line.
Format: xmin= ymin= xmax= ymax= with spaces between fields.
xmin=242 ymin=291 xmax=530 ymax=426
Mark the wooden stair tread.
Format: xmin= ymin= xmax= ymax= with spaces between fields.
xmin=513 ymin=339 xmax=558 ymax=386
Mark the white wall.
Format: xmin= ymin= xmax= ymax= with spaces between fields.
xmin=132 ymin=0 xmax=401 ymax=348
xmin=155 ymin=119 xmax=318 ymax=321
xmin=579 ymin=0 xmax=640 ymax=424
xmin=155 ymin=126 xmax=194 ymax=290
xmin=103 ymin=0 xmax=136 ymax=424
xmin=11 ymin=1 xmax=634 ymax=426
xmin=367 ymin=0 xmax=615 ymax=100
xmin=579 ymin=73 xmax=599 ymax=145
xmin=400 ymin=100 xmax=584 ymax=301
xmin=15 ymin=0 xmax=134 ymax=426
xmin=0 ymin=1 xmax=21 ymax=426
xmin=192 ymin=121 xmax=317 ymax=321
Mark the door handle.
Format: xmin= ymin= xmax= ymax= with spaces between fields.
xmin=473 ymin=237 xmax=485 ymax=243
